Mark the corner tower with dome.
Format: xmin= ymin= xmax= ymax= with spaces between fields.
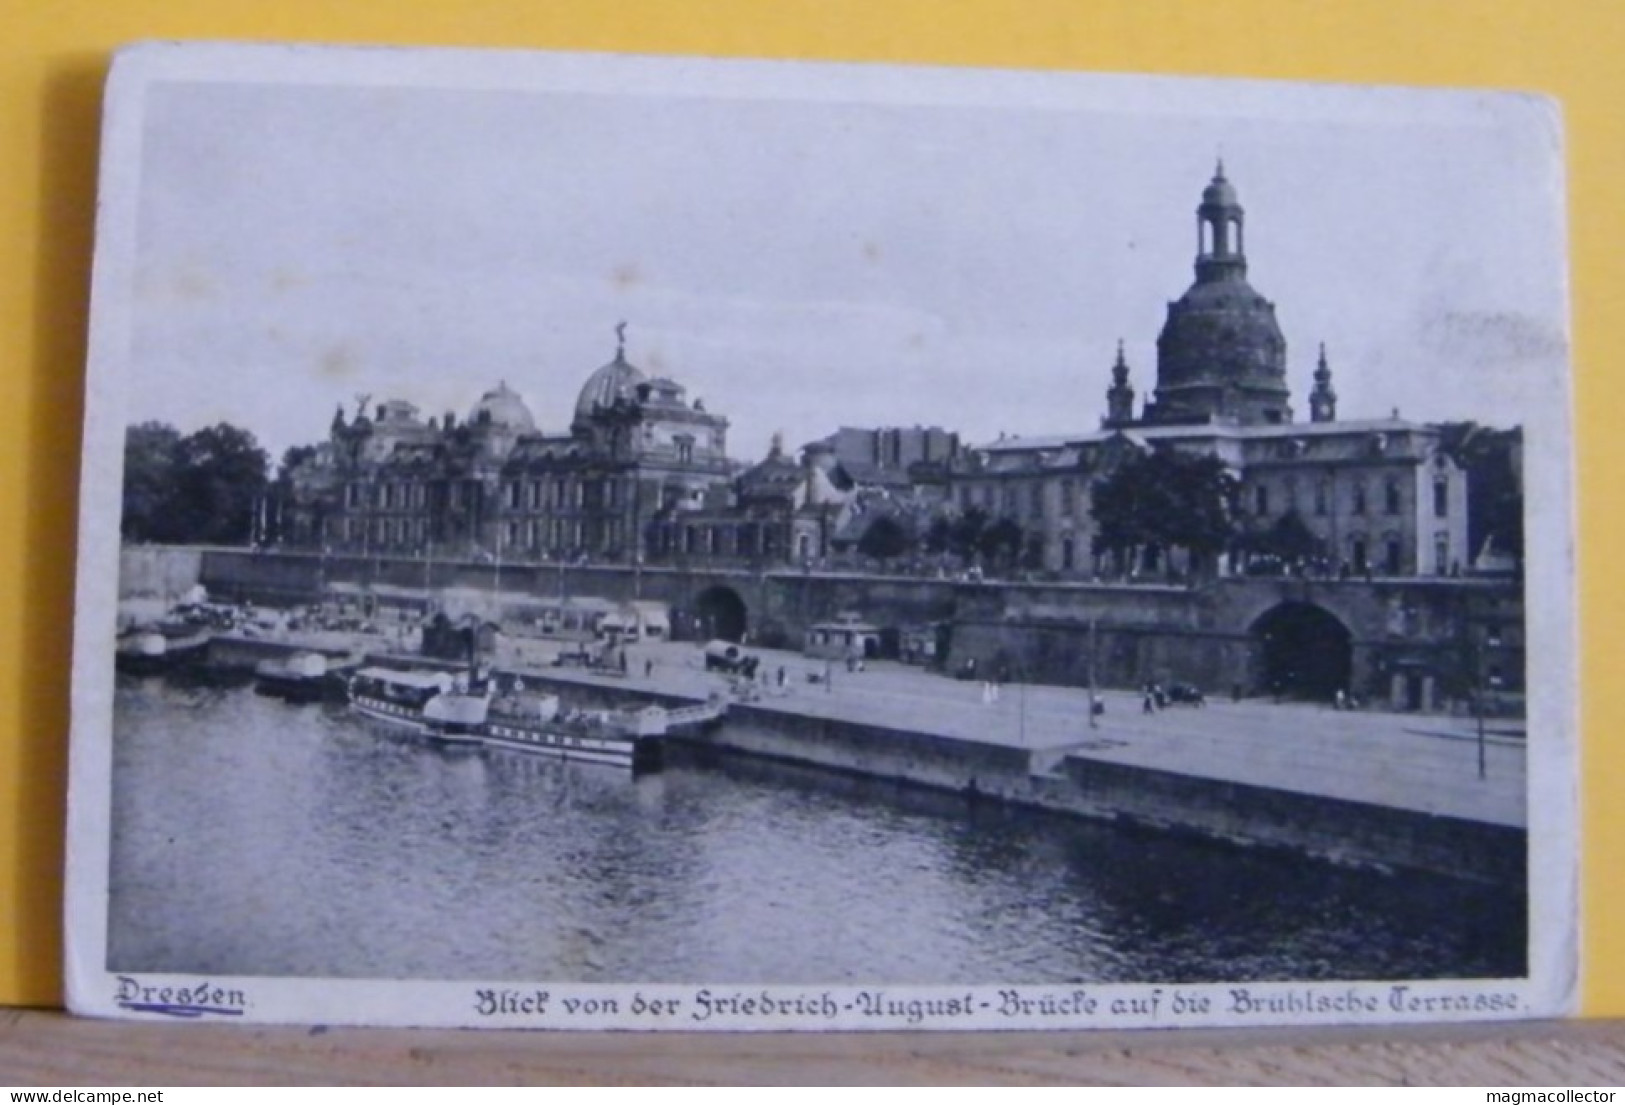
xmin=281 ymin=324 xmax=735 ymax=563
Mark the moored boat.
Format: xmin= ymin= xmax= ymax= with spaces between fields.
xmin=253 ymin=651 xmax=350 ymax=703
xmin=481 ymin=703 xmax=660 ymax=770
xmin=347 ymin=667 xmax=491 ymax=745
xmin=479 ymin=693 xmax=727 ymax=772
xmin=115 ymin=622 xmax=212 ymax=675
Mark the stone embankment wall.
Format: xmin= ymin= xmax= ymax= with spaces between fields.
xmin=683 ymin=704 xmax=1523 ymax=887
xmin=133 ymin=546 xmax=1520 ymax=710
xmin=120 ymin=546 xmax=204 ymax=600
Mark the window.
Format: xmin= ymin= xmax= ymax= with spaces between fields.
xmin=1254 ymin=484 xmax=1269 ymax=516
xmin=1433 ymin=479 xmax=1449 ymax=519
xmin=1435 ymin=533 xmax=1450 ymax=575
xmin=1384 ymin=479 xmax=1401 ymax=516
xmin=1060 ymin=479 xmax=1075 ymax=518
xmin=1029 ymin=483 xmax=1044 ymax=518
xmin=1353 ymin=482 xmax=1367 ymax=516
xmin=1061 ymin=536 xmax=1075 ymax=571
xmin=1314 ymin=481 xmax=1329 ymax=517
xmin=1385 ymin=538 xmax=1402 ymax=575
xmin=1351 ymin=536 xmax=1368 ymax=573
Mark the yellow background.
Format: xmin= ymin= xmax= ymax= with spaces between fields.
xmin=2 ymin=1 xmax=1618 ymax=1013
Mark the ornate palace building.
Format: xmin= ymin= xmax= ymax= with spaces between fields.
xmin=945 ymin=165 xmax=1470 ymax=579
xmin=280 ymin=326 xmax=735 ymax=563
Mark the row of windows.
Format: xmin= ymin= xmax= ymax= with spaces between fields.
xmin=502 ymin=478 xmax=622 ymax=511
xmin=345 ymin=477 xmax=638 ymax=513
xmin=955 ymin=480 xmax=1083 ymax=520
xmin=501 ymin=518 xmax=606 ymax=551
xmin=341 ymin=517 xmax=430 ymax=546
xmin=650 ymin=522 xmax=797 ymax=559
xmin=954 ymin=475 xmax=1451 ymax=524
xmin=347 ymin=482 xmax=433 ymax=510
xmin=1250 ymin=477 xmax=1450 ymax=519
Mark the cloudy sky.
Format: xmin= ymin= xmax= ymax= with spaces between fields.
xmin=114 ymin=47 xmax=1570 ymax=464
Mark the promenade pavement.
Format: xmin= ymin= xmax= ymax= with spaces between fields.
xmin=494 ymin=636 xmax=1528 ymax=830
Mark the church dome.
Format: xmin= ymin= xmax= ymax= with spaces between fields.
xmin=1156 ymin=280 xmax=1286 ymax=384
xmin=467 ymin=381 xmax=536 ymax=432
xmin=1147 ymin=168 xmax=1292 ymax=425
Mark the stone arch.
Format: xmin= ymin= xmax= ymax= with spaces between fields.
xmin=694 ymin=585 xmax=748 ymax=643
xmin=1249 ymin=601 xmax=1353 ymax=702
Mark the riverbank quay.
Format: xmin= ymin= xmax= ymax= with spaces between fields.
xmin=172 ymin=631 xmax=1524 ymax=884
xmin=483 ymin=638 xmax=1526 ymax=885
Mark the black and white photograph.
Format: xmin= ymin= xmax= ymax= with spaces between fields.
xmin=66 ymin=43 xmax=1577 ymax=1030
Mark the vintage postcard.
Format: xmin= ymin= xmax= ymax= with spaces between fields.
xmin=66 ymin=42 xmax=1577 ymax=1029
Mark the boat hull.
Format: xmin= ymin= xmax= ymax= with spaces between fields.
xmin=115 ymin=631 xmax=211 ymax=675
xmin=349 ymin=694 xmax=483 ymax=745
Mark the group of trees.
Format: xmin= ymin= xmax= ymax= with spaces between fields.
xmin=1087 ymin=450 xmax=1238 ymax=572
xmin=919 ymin=507 xmax=1031 ymax=570
xmin=122 ymin=421 xmax=271 ymax=545
xmin=1434 ymin=422 xmax=1524 ymax=566
xmin=841 ymin=506 xmax=1039 ymax=574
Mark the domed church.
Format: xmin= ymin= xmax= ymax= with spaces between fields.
xmin=950 ymin=165 xmax=1466 ymax=584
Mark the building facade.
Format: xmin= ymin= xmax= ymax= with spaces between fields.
xmin=281 ymin=329 xmax=735 ymax=564
xmin=945 ymin=165 xmax=1471 ymax=581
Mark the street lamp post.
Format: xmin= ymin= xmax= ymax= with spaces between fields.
xmin=1088 ymin=616 xmax=1100 ymax=729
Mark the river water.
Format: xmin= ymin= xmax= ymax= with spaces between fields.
xmin=107 ymin=675 xmax=1525 ymax=984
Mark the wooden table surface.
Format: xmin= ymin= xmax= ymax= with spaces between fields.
xmin=2 ymin=1009 xmax=1622 ymax=1085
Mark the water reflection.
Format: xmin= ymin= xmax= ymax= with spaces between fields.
xmin=107 ymin=677 xmax=1525 ymax=983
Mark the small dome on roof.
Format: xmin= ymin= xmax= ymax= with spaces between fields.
xmin=1202 ymin=161 xmax=1240 ymax=208
xmin=468 ymin=381 xmax=536 ymax=432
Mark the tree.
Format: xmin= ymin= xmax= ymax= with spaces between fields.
xmin=1434 ymin=422 xmax=1523 ymax=567
xmin=1091 ymin=448 xmax=1239 ymax=572
xmin=949 ymin=505 xmax=991 ymax=563
xmin=856 ymin=513 xmax=912 ymax=564
xmin=122 ymin=422 xmax=182 ymax=542
xmin=1243 ymin=509 xmax=1325 ymax=569
xmin=276 ymin=443 xmax=318 ymax=485
xmin=120 ymin=421 xmax=270 ymax=545
xmin=170 ymin=424 xmax=271 ymax=544
xmin=979 ymin=517 xmax=1025 ymax=571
